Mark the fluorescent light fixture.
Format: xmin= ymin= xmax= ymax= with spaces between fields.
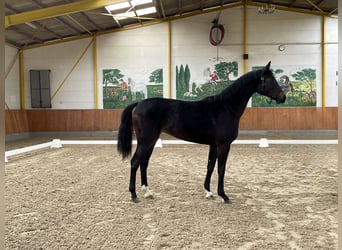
xmin=25 ymin=22 xmax=38 ymax=29
xmin=106 ymin=0 xmax=156 ymax=20
xmin=136 ymin=6 xmax=156 ymax=16
xmin=131 ymin=0 xmax=153 ymax=7
xmin=115 ymin=11 xmax=136 ymax=20
xmin=106 ymin=0 xmax=153 ymax=11
xmin=106 ymin=2 xmax=130 ymax=11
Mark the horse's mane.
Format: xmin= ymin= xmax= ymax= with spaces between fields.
xmin=201 ymin=69 xmax=261 ymax=103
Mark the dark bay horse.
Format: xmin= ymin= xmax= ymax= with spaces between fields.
xmin=117 ymin=61 xmax=286 ymax=203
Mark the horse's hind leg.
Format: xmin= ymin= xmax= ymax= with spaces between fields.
xmin=140 ymin=146 xmax=155 ymax=199
xmin=204 ymin=145 xmax=217 ymax=199
xmin=129 ymin=138 xmax=159 ymax=202
xmin=129 ymin=152 xmax=140 ymax=202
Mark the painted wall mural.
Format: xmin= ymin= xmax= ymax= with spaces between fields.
xmin=175 ymin=62 xmax=317 ymax=107
xmin=252 ymin=65 xmax=317 ymax=107
xmin=176 ymin=61 xmax=239 ymax=101
xmin=102 ymin=68 xmax=163 ymax=109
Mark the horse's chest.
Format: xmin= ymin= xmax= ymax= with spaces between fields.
xmin=215 ymin=117 xmax=239 ymax=140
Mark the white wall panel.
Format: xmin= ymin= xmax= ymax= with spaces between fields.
xmin=97 ymin=23 xmax=168 ymax=107
xmin=247 ymin=7 xmax=321 ymax=44
xmin=325 ymin=18 xmax=338 ymax=107
xmin=24 ymin=38 xmax=94 ymax=109
xmin=5 ymin=45 xmax=20 ymax=109
xmin=326 ymin=43 xmax=338 ymax=106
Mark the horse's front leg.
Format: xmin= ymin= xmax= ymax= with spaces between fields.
xmin=204 ymin=145 xmax=217 ymax=199
xmin=217 ymin=144 xmax=231 ymax=203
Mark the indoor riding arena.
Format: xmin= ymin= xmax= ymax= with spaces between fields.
xmin=3 ymin=1 xmax=340 ymax=250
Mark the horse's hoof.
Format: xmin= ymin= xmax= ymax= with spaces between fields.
xmin=223 ymin=198 xmax=231 ymax=204
xmin=142 ymin=185 xmax=154 ymax=199
xmin=205 ymin=190 xmax=214 ymax=199
xmin=131 ymin=197 xmax=140 ymax=203
xmin=144 ymin=192 xmax=154 ymax=199
xmin=145 ymin=194 xmax=154 ymax=199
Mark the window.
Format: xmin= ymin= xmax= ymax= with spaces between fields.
xmin=30 ymin=70 xmax=52 ymax=108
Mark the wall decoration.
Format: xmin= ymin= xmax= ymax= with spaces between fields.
xmin=252 ymin=65 xmax=317 ymax=107
xmin=176 ymin=61 xmax=238 ymax=101
xmin=102 ymin=68 xmax=163 ymax=109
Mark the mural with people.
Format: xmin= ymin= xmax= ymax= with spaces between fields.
xmin=252 ymin=66 xmax=317 ymax=107
xmin=176 ymin=61 xmax=239 ymax=100
xmin=103 ymin=68 xmax=163 ymax=109
xmin=103 ymin=63 xmax=316 ymax=108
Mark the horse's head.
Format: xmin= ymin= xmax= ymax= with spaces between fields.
xmin=256 ymin=61 xmax=286 ymax=104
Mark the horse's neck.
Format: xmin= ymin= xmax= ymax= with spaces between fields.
xmin=224 ymin=71 xmax=259 ymax=118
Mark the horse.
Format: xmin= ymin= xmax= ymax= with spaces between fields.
xmin=117 ymin=61 xmax=286 ymax=203
xmin=190 ymin=67 xmax=211 ymax=94
xmin=127 ymin=77 xmax=146 ymax=101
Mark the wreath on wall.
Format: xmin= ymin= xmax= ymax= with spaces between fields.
xmin=209 ymin=19 xmax=225 ymax=46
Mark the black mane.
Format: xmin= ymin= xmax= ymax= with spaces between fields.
xmin=201 ymin=69 xmax=261 ymax=103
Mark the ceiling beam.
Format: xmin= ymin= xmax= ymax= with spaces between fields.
xmin=5 ymin=0 xmax=124 ymax=28
xmin=247 ymin=1 xmax=328 ymax=16
xmin=304 ymin=0 xmax=324 ymax=13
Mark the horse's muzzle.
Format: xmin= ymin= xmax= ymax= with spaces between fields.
xmin=276 ymin=91 xmax=286 ymax=104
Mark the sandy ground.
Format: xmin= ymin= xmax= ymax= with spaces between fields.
xmin=5 ymin=136 xmax=338 ymax=249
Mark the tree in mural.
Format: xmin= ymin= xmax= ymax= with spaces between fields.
xmin=149 ymin=68 xmax=163 ymax=84
xmin=214 ymin=61 xmax=238 ymax=82
xmin=272 ymin=68 xmax=284 ymax=75
xmin=179 ymin=64 xmax=185 ymax=92
xmin=184 ymin=64 xmax=191 ymax=92
xmin=176 ymin=64 xmax=191 ymax=98
xmin=103 ymin=69 xmax=124 ymax=92
xmin=176 ymin=65 xmax=179 ymax=85
xmin=147 ymin=68 xmax=163 ymax=98
xmin=291 ymin=68 xmax=316 ymax=104
xmin=291 ymin=68 xmax=316 ymax=93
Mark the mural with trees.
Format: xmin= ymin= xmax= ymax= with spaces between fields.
xmin=252 ymin=66 xmax=317 ymax=107
xmin=103 ymin=68 xmax=163 ymax=109
xmin=176 ymin=61 xmax=239 ymax=101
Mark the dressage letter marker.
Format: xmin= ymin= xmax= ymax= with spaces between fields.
xmin=259 ymin=138 xmax=269 ymax=148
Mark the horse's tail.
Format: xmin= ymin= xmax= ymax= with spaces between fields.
xmin=117 ymin=102 xmax=138 ymax=159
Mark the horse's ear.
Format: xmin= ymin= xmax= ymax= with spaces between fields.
xmin=265 ymin=61 xmax=271 ymax=70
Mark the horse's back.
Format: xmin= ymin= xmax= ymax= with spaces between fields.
xmin=134 ymin=98 xmax=176 ymax=116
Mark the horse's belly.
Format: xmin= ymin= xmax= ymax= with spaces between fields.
xmin=162 ymin=127 xmax=213 ymax=145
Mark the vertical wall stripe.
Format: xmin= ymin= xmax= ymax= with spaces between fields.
xmin=19 ymin=49 xmax=25 ymax=109
xmin=93 ymin=36 xmax=98 ymax=109
xmin=167 ymin=20 xmax=172 ymax=98
xmin=321 ymin=15 xmax=326 ymax=107
xmin=243 ymin=3 xmax=247 ymax=74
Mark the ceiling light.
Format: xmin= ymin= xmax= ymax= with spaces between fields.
xmin=106 ymin=2 xmax=130 ymax=11
xmin=25 ymin=22 xmax=38 ymax=29
xmin=115 ymin=11 xmax=136 ymax=20
xmin=106 ymin=0 xmax=153 ymax=12
xmin=131 ymin=0 xmax=153 ymax=7
xmin=136 ymin=6 xmax=156 ymax=16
